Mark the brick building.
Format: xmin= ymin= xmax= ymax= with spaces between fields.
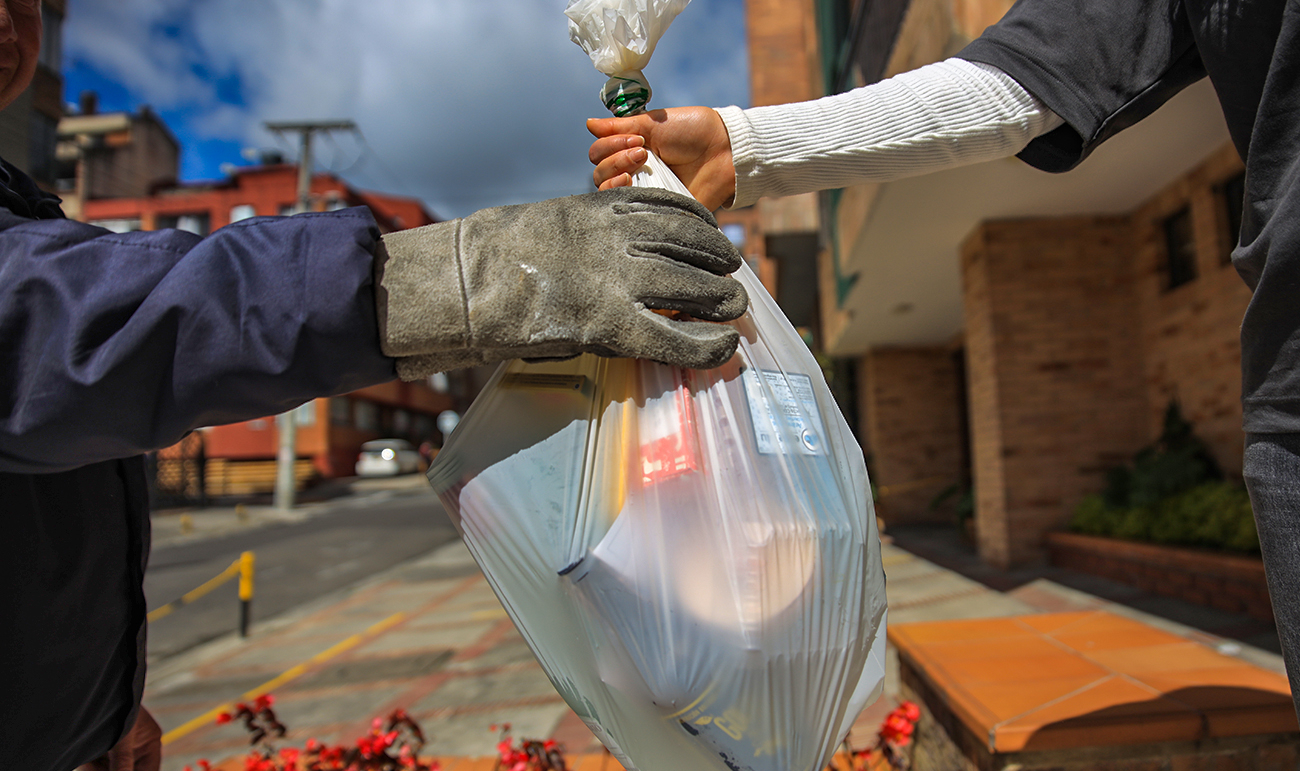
xmin=0 ymin=0 xmax=65 ymax=190
xmin=77 ymin=154 xmax=461 ymax=493
xmin=55 ymin=93 xmax=181 ymax=221
xmin=744 ymin=0 xmax=1248 ymax=567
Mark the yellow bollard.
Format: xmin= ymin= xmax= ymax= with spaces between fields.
xmin=236 ymin=503 xmax=249 ymax=523
xmin=238 ymin=551 xmax=255 ymax=637
xmin=179 ymin=514 xmax=193 ymax=534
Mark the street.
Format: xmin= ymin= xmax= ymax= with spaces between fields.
xmin=144 ymin=481 xmax=460 ymax=662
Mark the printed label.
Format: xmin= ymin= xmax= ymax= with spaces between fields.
xmin=741 ymin=369 xmax=827 ymax=456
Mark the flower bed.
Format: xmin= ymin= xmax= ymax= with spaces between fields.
xmin=1045 ymin=531 xmax=1272 ymax=622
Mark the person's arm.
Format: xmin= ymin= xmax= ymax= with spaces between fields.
xmin=1 ymin=188 xmax=747 ymax=473
xmin=589 ymin=58 xmax=1063 ymax=210
xmin=0 ymin=207 xmax=396 ymax=473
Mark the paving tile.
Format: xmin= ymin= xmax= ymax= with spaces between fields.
xmin=214 ymin=638 xmax=344 ymax=671
xmin=1085 ymin=642 xmax=1237 ymax=675
xmin=1052 ymin=626 xmax=1189 ymax=654
xmin=938 ymin=651 xmax=1110 ymax=687
xmin=406 ymin=608 xmax=510 ymax=628
xmin=902 ymin=633 xmax=1078 ymax=665
xmin=1016 ymin=611 xmax=1107 ymax=634
xmin=356 ymin=623 xmax=496 ymax=655
xmin=887 ymin=590 xmax=1035 ymax=623
xmin=418 ymin=703 xmax=571 ymax=756
xmin=993 ymin=676 xmax=1201 ymax=752
xmin=265 ymin=683 xmax=410 ymax=740
xmin=943 ymin=675 xmax=1112 ymax=725
xmin=890 ymin=617 xmax=1037 ymax=647
xmin=413 ymin=667 xmax=560 ymax=712
xmin=292 ymin=650 xmax=454 ymax=688
xmin=1047 ymin=611 xmax=1184 ymax=640
xmin=448 ymin=640 xmax=540 ymax=671
xmin=266 ymin=614 xmax=397 ymax=641
xmin=145 ymin=672 xmax=275 ymax=710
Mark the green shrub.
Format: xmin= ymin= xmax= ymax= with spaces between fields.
xmin=1070 ymin=482 xmax=1257 ymax=553
xmin=1068 ymin=402 xmax=1257 ymax=553
xmin=1070 ymin=494 xmax=1125 ymax=536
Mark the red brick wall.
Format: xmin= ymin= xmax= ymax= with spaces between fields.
xmin=961 ymin=217 xmax=1149 ymax=568
xmin=859 ymin=348 xmax=965 ymax=524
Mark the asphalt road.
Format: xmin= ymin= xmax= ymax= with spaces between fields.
xmin=144 ymin=486 xmax=460 ymax=662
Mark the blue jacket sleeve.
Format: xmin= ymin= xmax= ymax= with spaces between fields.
xmin=0 ymin=206 xmax=399 ymax=473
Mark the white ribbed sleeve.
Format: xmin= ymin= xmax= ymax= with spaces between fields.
xmin=717 ymin=58 xmax=1064 ymax=209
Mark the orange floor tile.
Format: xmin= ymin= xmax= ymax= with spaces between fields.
xmin=889 ymin=611 xmax=1296 ymax=754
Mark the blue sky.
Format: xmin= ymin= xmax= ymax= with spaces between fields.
xmin=62 ymin=0 xmax=750 ymax=219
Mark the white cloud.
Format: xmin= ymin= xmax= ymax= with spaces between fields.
xmin=64 ymin=0 xmax=749 ymax=218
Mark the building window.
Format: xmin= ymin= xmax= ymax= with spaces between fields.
xmin=230 ymin=204 xmax=256 ymax=223
xmin=39 ymin=5 xmax=62 ymax=72
xmin=1163 ymin=206 xmax=1197 ymax=290
xmin=1219 ymin=172 xmax=1246 ymax=263
xmin=90 ymin=218 xmax=143 ymax=233
xmin=330 ymin=397 xmax=352 ymax=427
xmin=157 ymin=213 xmax=211 ymax=236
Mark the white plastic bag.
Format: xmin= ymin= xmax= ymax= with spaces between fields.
xmin=426 ymin=4 xmax=887 ymax=770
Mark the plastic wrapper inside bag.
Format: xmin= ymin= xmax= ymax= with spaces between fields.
xmin=424 ymin=3 xmax=887 ymax=770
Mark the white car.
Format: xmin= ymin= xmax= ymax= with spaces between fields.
xmin=355 ymin=439 xmax=422 ymax=477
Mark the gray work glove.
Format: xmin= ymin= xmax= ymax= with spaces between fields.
xmin=374 ymin=187 xmax=748 ymax=379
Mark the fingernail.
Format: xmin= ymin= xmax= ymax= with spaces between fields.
xmin=630 ymin=147 xmax=647 ymax=162
xmin=626 ymin=135 xmax=645 ymax=148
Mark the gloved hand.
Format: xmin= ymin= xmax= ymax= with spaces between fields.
xmin=375 ymin=187 xmax=748 ymax=379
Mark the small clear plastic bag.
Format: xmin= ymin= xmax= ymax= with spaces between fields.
xmin=425 ymin=3 xmax=887 ymax=770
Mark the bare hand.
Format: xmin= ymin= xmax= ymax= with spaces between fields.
xmin=587 ymin=107 xmax=736 ymax=211
xmin=77 ymin=708 xmax=162 ymax=771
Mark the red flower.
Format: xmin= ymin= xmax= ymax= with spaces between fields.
xmin=543 ymin=739 xmax=559 ymax=751
xmin=198 ymin=762 xmax=212 ymax=771
xmin=880 ymin=713 xmax=916 ymax=747
xmin=898 ymin=701 xmax=920 ymax=722
xmin=254 ymin=693 xmax=275 ymax=711
xmin=215 ymin=712 xmax=233 ymax=725
xmin=306 ymin=738 xmax=321 ymax=752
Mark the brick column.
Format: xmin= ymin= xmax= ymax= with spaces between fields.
xmin=858 ymin=348 xmax=966 ymax=524
xmin=961 ymin=217 xmax=1148 ymax=568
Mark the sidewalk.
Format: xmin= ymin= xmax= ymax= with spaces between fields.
xmin=148 ymin=525 xmax=1286 ymax=771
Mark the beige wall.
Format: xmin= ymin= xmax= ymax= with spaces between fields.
xmin=1132 ymin=143 xmax=1249 ymax=478
xmin=959 ymin=144 xmax=1251 ymax=566
xmin=859 ymin=347 xmax=966 ymax=524
xmin=962 ymin=216 xmax=1149 ymax=568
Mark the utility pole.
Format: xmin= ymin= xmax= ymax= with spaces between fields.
xmin=263 ymin=120 xmax=357 ymax=511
